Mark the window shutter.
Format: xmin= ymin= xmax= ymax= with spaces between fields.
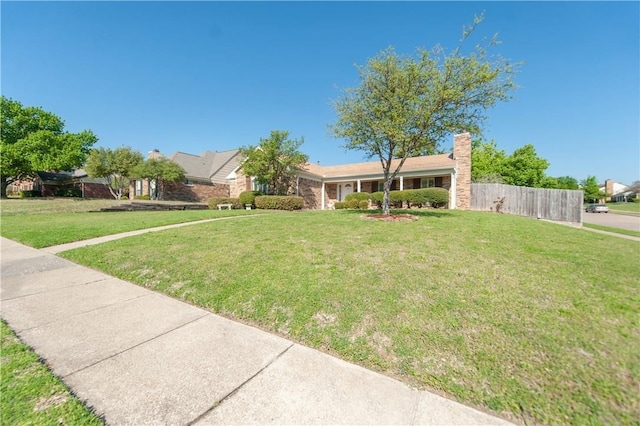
xmin=413 ymin=178 xmax=421 ymax=189
xmin=435 ymin=177 xmax=443 ymax=187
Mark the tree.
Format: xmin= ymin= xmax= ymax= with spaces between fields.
xmin=580 ymin=175 xmax=603 ymax=203
xmin=85 ymin=147 xmax=143 ymax=199
xmin=134 ymin=157 xmax=185 ymax=200
xmin=554 ymin=176 xmax=579 ymax=190
xmin=239 ymin=130 xmax=309 ymax=195
xmin=331 ymin=15 xmax=520 ymax=214
xmin=501 ymin=144 xmax=549 ymax=187
xmin=471 ymin=140 xmax=507 ymax=183
xmin=0 ymin=96 xmax=97 ymax=197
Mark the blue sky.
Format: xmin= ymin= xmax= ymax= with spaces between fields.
xmin=2 ymin=1 xmax=639 ymax=185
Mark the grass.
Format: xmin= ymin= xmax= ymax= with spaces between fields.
xmin=0 ymin=320 xmax=103 ymax=425
xmin=0 ymin=198 xmax=129 ymax=215
xmin=583 ymin=222 xmax=640 ymax=238
xmin=606 ymin=202 xmax=640 ymax=214
xmin=57 ymin=210 xmax=640 ymax=425
xmin=0 ymin=201 xmax=267 ymax=248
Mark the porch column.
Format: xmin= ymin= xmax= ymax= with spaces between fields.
xmin=399 ymin=176 xmax=404 ymax=191
xmin=450 ymin=170 xmax=457 ymax=209
xmin=357 ymin=179 xmax=361 ymax=193
xmin=321 ymin=181 xmax=326 ymax=210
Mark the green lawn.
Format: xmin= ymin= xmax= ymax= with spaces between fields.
xmin=0 ymin=320 xmax=103 ymax=425
xmin=606 ymin=202 xmax=640 ymax=214
xmin=57 ymin=210 xmax=640 ymax=425
xmin=583 ymin=222 xmax=640 ymax=238
xmin=0 ymin=206 xmax=266 ymax=248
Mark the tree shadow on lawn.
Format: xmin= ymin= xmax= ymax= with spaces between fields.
xmin=336 ymin=208 xmax=454 ymax=219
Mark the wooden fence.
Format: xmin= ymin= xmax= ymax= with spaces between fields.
xmin=471 ymin=183 xmax=584 ymax=223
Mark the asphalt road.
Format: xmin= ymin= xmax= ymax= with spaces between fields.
xmin=583 ymin=211 xmax=640 ymax=232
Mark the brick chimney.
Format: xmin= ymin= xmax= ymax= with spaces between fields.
xmin=604 ymin=179 xmax=614 ymax=202
xmin=148 ymin=149 xmax=163 ymax=160
xmin=453 ymin=132 xmax=472 ymax=210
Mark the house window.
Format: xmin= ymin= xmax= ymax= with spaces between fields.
xmin=185 ymin=179 xmax=194 ymax=186
xmin=252 ymin=181 xmax=268 ymax=194
xmin=421 ymin=178 xmax=435 ymax=188
xmin=135 ymin=180 xmax=142 ymax=196
xmin=377 ymin=182 xmax=384 ymax=192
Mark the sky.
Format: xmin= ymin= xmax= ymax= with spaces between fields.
xmin=2 ymin=1 xmax=639 ymax=186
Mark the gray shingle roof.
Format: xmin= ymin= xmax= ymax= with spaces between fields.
xmin=168 ymin=149 xmax=241 ymax=184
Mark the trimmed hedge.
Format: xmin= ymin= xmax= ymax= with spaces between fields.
xmin=367 ymin=188 xmax=449 ymax=209
xmin=255 ymin=195 xmax=304 ymax=211
xmin=135 ymin=195 xmax=151 ymax=200
xmin=19 ymin=190 xmax=41 ymax=198
xmin=239 ymin=190 xmax=262 ymax=207
xmin=333 ymin=199 xmax=369 ymax=210
xmin=208 ymin=197 xmax=242 ymax=209
xmin=344 ymin=192 xmax=371 ymax=202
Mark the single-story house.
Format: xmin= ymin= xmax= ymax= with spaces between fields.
xmin=227 ymin=132 xmax=472 ymax=210
xmin=8 ymin=170 xmax=112 ymax=198
xmin=129 ymin=149 xmax=242 ymax=201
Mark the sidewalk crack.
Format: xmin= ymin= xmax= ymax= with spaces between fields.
xmin=186 ymin=343 xmax=295 ymax=425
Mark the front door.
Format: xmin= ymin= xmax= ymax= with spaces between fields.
xmin=339 ymin=183 xmax=353 ymax=201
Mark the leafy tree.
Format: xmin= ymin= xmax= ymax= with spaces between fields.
xmin=85 ymin=147 xmax=143 ymax=199
xmin=501 ymin=144 xmax=549 ymax=187
xmin=331 ymin=15 xmax=520 ymax=214
xmin=554 ymin=176 xmax=579 ymax=190
xmin=0 ymin=96 xmax=97 ymax=197
xmin=471 ymin=140 xmax=507 ymax=183
xmin=580 ymin=175 xmax=603 ymax=203
xmin=134 ymin=157 xmax=185 ymax=200
xmin=239 ymin=130 xmax=309 ymax=195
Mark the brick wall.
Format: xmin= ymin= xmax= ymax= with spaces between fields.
xmin=80 ymin=183 xmax=114 ymax=199
xmin=229 ymin=171 xmax=251 ymax=198
xmin=163 ymin=181 xmax=229 ymax=202
xmin=297 ymin=177 xmax=322 ymax=209
xmin=454 ymin=132 xmax=472 ymax=210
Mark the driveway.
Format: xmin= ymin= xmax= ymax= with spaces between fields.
xmin=583 ymin=211 xmax=640 ymax=232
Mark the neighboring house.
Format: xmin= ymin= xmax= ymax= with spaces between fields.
xmin=8 ymin=170 xmax=112 ymax=198
xmin=600 ymin=179 xmax=635 ymax=202
xmin=129 ymin=149 xmax=242 ymax=202
xmin=227 ymin=132 xmax=472 ymax=210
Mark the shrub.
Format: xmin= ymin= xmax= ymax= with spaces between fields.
xmin=370 ymin=191 xmax=384 ymax=208
xmin=207 ymin=197 xmax=241 ymax=209
xmin=20 ymin=190 xmax=41 ymax=198
xmin=358 ymin=200 xmax=369 ymax=210
xmin=347 ymin=199 xmax=359 ymax=209
xmin=239 ymin=190 xmax=262 ymax=207
xmin=344 ymin=192 xmax=371 ymax=202
xmin=255 ymin=195 xmax=303 ymax=210
xmin=135 ymin=195 xmax=151 ymax=200
xmin=334 ymin=201 xmax=346 ymax=209
xmin=54 ymin=187 xmax=82 ymax=198
xmin=423 ymin=187 xmax=449 ymax=208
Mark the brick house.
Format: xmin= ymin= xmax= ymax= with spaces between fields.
xmin=8 ymin=170 xmax=112 ymax=198
xmin=129 ymin=149 xmax=242 ymax=202
xmin=227 ymin=132 xmax=472 ymax=210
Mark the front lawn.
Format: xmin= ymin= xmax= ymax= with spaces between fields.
xmin=0 ymin=320 xmax=103 ymax=425
xmin=59 ymin=210 xmax=640 ymax=425
xmin=0 ymin=208 xmax=265 ymax=248
xmin=606 ymin=202 xmax=640 ymax=214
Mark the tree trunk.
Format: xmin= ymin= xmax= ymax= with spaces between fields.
xmin=382 ymin=179 xmax=391 ymax=215
xmin=1 ymin=180 xmax=8 ymax=198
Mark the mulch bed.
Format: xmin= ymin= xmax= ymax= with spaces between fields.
xmin=361 ymin=213 xmax=419 ymax=222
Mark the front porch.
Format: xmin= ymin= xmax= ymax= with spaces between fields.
xmin=321 ymin=173 xmax=454 ymax=210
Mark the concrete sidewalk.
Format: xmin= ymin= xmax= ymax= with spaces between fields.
xmin=1 ymin=237 xmax=514 ymax=425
